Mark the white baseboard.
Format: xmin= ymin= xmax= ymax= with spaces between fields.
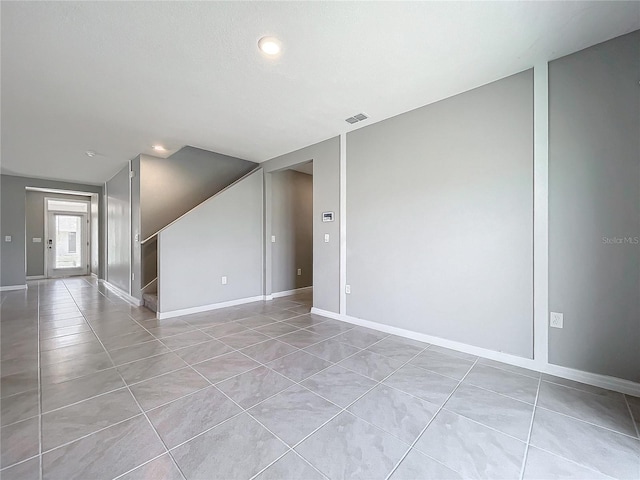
xmin=271 ymin=286 xmax=312 ymax=299
xmin=26 ymin=275 xmax=46 ymax=280
xmin=99 ymin=280 xmax=143 ymax=307
xmin=158 ymin=295 xmax=267 ymax=320
xmin=311 ymin=307 xmax=640 ymax=397
xmin=90 ymin=273 xmax=98 ymax=279
xmin=0 ymin=284 xmax=28 ymax=292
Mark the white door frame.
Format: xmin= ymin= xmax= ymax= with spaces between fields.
xmin=44 ymin=197 xmax=91 ymax=278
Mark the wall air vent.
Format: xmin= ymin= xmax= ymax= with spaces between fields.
xmin=345 ymin=113 xmax=369 ymax=124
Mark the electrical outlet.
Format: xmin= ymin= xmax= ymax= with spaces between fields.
xmin=297 ymin=268 xmax=302 ymax=276
xmin=324 ymin=234 xmax=330 ymax=243
xmin=221 ymin=276 xmax=228 ymax=285
xmin=550 ymin=312 xmax=563 ymax=329
xmin=271 ymin=235 xmax=276 ymax=243
xmin=4 ymin=236 xmax=11 ymax=242
xmin=345 ymin=284 xmax=351 ymax=294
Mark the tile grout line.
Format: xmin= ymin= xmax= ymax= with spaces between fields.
xmin=623 ymin=395 xmax=640 ymax=439
xmin=246 ymin=338 xmax=434 ymax=479
xmin=160 ymin=322 xmax=396 ymax=478
xmin=37 ymin=280 xmax=43 ymax=480
xmin=110 ymin=451 xmax=169 ymax=480
xmin=527 ymin=444 xmax=620 ymax=480
xmin=383 ymin=358 xmax=479 ymax=480
xmin=532 ymin=404 xmax=640 ymax=440
xmin=72 ymin=280 xmax=189 ymax=480
xmin=518 ymin=375 xmax=542 ymax=480
xmin=59 ymin=279 xmax=189 ymax=480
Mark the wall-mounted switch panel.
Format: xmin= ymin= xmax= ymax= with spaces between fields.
xmin=297 ymin=268 xmax=302 ymax=276
xmin=324 ymin=234 xmax=330 ymax=243
xmin=221 ymin=276 xmax=228 ymax=285
xmin=4 ymin=236 xmax=11 ymax=242
xmin=550 ymin=312 xmax=563 ymax=329
xmin=271 ymin=235 xmax=276 ymax=243
xmin=345 ymin=284 xmax=351 ymax=294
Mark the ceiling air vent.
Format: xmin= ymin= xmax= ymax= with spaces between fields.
xmin=345 ymin=113 xmax=369 ymax=124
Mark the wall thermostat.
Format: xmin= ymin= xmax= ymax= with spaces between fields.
xmin=322 ymin=212 xmax=334 ymax=222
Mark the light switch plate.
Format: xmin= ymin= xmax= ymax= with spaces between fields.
xmin=345 ymin=284 xmax=351 ymax=294
xmin=297 ymin=268 xmax=302 ymax=276
xmin=550 ymin=312 xmax=563 ymax=329
xmin=4 ymin=236 xmax=11 ymax=242
xmin=324 ymin=234 xmax=330 ymax=243
xmin=271 ymin=235 xmax=276 ymax=243
xmin=221 ymin=276 xmax=228 ymax=285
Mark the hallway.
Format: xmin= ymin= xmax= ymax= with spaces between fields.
xmin=1 ymin=278 xmax=638 ymax=480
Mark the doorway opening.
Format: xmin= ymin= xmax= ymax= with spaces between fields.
xmin=25 ymin=187 xmax=98 ymax=280
xmin=45 ymin=198 xmax=90 ymax=277
xmin=268 ymin=160 xmax=314 ymax=302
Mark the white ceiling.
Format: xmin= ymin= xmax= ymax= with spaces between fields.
xmin=1 ymin=2 xmax=638 ymax=185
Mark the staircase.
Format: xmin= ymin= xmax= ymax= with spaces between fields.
xmin=142 ymin=293 xmax=158 ymax=313
xmin=133 ymin=146 xmax=257 ymax=313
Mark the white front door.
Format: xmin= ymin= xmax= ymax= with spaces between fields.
xmin=46 ymin=212 xmax=88 ymax=277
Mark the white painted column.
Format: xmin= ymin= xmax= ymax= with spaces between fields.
xmin=533 ymin=63 xmax=549 ymax=365
xmin=339 ymin=133 xmax=347 ymax=316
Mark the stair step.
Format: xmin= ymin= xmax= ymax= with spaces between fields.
xmin=143 ymin=293 xmax=158 ymax=313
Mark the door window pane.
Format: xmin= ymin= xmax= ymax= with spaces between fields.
xmin=55 ymin=215 xmax=82 ymax=268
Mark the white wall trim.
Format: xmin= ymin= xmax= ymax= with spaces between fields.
xmin=533 ymin=62 xmax=550 ymax=365
xmin=271 ymin=286 xmax=312 ymax=299
xmin=26 ymin=275 xmax=46 ymax=280
xmin=99 ymin=279 xmax=142 ymax=307
xmin=157 ymin=295 xmax=267 ymax=320
xmin=339 ymin=133 xmax=347 ymax=316
xmin=311 ymin=307 xmax=640 ymax=397
xmin=0 ymin=284 xmax=28 ymax=292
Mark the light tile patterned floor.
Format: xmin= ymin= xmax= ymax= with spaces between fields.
xmin=1 ymin=277 xmax=639 ymax=480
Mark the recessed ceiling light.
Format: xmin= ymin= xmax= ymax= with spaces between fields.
xmin=152 ymin=145 xmax=167 ymax=152
xmin=85 ymin=150 xmax=97 ymax=157
xmin=258 ymin=36 xmax=282 ymax=56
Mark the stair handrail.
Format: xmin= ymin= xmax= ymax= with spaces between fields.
xmin=140 ymin=166 xmax=262 ymax=245
xmin=141 ymin=277 xmax=158 ymax=291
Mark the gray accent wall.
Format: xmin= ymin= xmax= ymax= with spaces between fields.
xmin=271 ymin=169 xmax=313 ymax=293
xmin=549 ymin=30 xmax=640 ymax=382
xmin=158 ymin=170 xmax=264 ymax=313
xmin=0 ymin=174 xmax=104 ymax=287
xmin=262 ymin=137 xmax=341 ymax=313
xmin=346 ymin=70 xmax=534 ymax=357
xmin=140 ymin=147 xmax=256 ymax=240
xmin=25 ymin=191 xmax=91 ymax=277
xmin=106 ymin=165 xmax=131 ymax=293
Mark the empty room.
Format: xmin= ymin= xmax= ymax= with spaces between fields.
xmin=1 ymin=2 xmax=639 ymax=479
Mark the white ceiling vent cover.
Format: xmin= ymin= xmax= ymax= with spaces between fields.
xmin=345 ymin=113 xmax=369 ymax=124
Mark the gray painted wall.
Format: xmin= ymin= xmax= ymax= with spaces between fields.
xmin=106 ymin=166 xmax=131 ymax=293
xmin=158 ymin=170 xmax=264 ymax=312
xmin=271 ymin=169 xmax=313 ymax=293
xmin=25 ymin=191 xmax=91 ymax=277
xmin=0 ymin=174 xmax=104 ymax=286
xmin=262 ymin=137 xmax=341 ymax=313
xmin=549 ymin=30 xmax=640 ymax=382
xmin=140 ymin=147 xmax=256 ymax=239
xmin=346 ymin=70 xmax=534 ymax=357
